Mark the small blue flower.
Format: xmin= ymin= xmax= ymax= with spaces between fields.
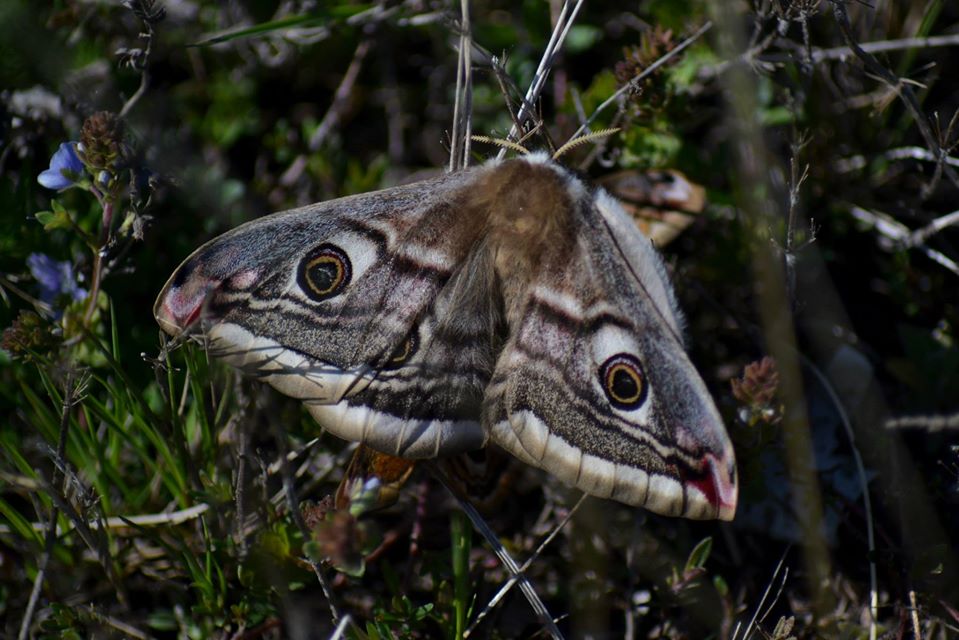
xmin=26 ymin=253 xmax=87 ymax=307
xmin=37 ymin=142 xmax=84 ymax=191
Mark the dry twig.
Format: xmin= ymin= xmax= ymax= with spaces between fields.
xmin=465 ymin=494 xmax=587 ymax=637
xmin=448 ymin=0 xmax=473 ymax=172
xmin=498 ymin=0 xmax=586 ymax=158
xmin=309 ymin=39 xmax=373 ymax=150
xmin=569 ymin=21 xmax=713 ymax=143
xmin=426 ymin=462 xmax=565 ymax=640
xmin=848 ymin=205 xmax=959 ymax=276
xmin=829 ymin=1 xmax=959 ymax=195
xmin=18 ymin=373 xmax=86 ymax=640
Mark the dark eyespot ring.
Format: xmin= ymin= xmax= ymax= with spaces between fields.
xmin=383 ymin=328 xmax=418 ymax=370
xmin=299 ymin=244 xmax=351 ymax=301
xmin=599 ymin=353 xmax=648 ymax=410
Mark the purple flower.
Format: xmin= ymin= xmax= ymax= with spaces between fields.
xmin=26 ymin=253 xmax=87 ymax=307
xmin=37 ymin=142 xmax=84 ymax=191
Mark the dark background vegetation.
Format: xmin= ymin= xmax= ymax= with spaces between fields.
xmin=1 ymin=0 xmax=958 ymax=638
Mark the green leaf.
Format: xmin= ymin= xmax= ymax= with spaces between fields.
xmin=713 ymin=574 xmax=729 ymax=598
xmin=451 ymin=510 xmax=472 ymax=639
xmin=760 ymin=105 xmax=796 ymax=127
xmin=567 ymin=25 xmax=602 ymax=53
xmin=146 ymin=610 xmax=179 ymax=631
xmin=366 ymin=620 xmax=388 ymax=640
xmin=191 ymin=5 xmax=371 ymax=46
xmin=0 ymin=496 xmax=42 ymax=544
xmin=685 ymin=536 xmax=713 ymax=572
xmin=35 ymin=200 xmax=72 ymax=231
xmin=669 ymin=44 xmax=718 ymax=88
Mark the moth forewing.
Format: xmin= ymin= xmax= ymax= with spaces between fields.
xmin=154 ymin=168 xmax=497 ymax=458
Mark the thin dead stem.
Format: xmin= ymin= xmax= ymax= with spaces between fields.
xmin=886 ymin=412 xmax=959 ymax=432
xmin=733 ymin=550 xmax=790 ymax=640
xmin=829 ymin=0 xmax=959 ymax=195
xmin=848 ymin=205 xmax=959 ymax=276
xmin=119 ymin=0 xmax=162 ymax=118
xmin=235 ymin=424 xmax=250 ymax=558
xmin=466 ymin=494 xmax=587 ymax=637
xmin=775 ymin=32 xmax=959 ymax=64
xmin=81 ymin=605 xmax=150 ymax=640
xmin=569 ymin=21 xmax=712 ymax=143
xmin=309 ymin=38 xmax=372 ymax=150
xmin=18 ymin=372 xmax=85 ymax=640
xmin=427 ymin=462 xmax=565 ymax=640
xmin=449 ymin=0 xmax=473 ymax=172
xmin=783 ymin=133 xmax=813 ymax=303
xmin=909 ymin=589 xmax=921 ymax=640
xmin=701 ymin=20 xmax=959 ymax=81
xmin=0 ymin=502 xmax=211 ymax=535
xmin=271 ymin=421 xmax=340 ymax=623
xmin=800 ymin=354 xmax=878 ymax=640
xmin=835 ymin=145 xmax=959 ymax=173
xmin=498 ymin=0 xmax=585 ymax=159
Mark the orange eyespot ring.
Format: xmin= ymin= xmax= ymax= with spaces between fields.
xmin=299 ymin=244 xmax=351 ymax=300
xmin=384 ymin=329 xmax=418 ymax=370
xmin=599 ymin=353 xmax=648 ymax=410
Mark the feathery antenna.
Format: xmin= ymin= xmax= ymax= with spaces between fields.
xmin=552 ymin=127 xmax=621 ymax=160
xmin=471 ymin=135 xmax=531 ymax=156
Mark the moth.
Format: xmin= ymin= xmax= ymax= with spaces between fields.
xmin=155 ymin=152 xmax=737 ymax=520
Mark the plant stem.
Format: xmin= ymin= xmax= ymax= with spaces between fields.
xmin=82 ymin=199 xmax=112 ymax=327
xmin=451 ymin=509 xmax=472 ymax=640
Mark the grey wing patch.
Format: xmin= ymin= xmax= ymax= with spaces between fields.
xmin=484 ymin=196 xmax=737 ymax=520
xmin=591 ymin=188 xmax=686 ymax=341
xmin=155 ymin=166 xmax=498 ymax=457
xmin=310 ymin=246 xmax=503 ymax=457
